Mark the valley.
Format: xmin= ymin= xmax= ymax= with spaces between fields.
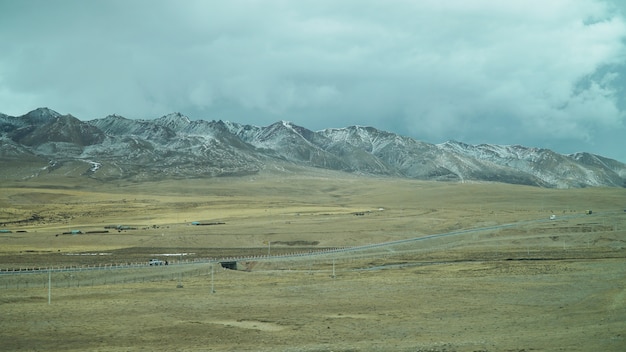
xmin=1 ymin=171 xmax=625 ymax=351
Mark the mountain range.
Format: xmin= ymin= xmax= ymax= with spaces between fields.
xmin=1 ymin=107 xmax=624 ymax=188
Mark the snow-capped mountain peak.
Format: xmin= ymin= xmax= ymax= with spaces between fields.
xmin=20 ymin=107 xmax=62 ymax=124
xmin=155 ymin=112 xmax=191 ymax=130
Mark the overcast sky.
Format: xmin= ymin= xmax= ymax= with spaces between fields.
xmin=1 ymin=0 xmax=625 ymax=162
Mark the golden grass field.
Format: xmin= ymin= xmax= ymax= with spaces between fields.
xmin=1 ymin=168 xmax=625 ymax=351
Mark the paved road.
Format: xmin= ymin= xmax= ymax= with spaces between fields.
xmin=2 ymin=211 xmax=616 ymax=276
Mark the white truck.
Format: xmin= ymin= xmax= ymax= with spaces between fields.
xmin=149 ymin=259 xmax=166 ymax=266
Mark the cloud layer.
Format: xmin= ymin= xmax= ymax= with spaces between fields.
xmin=1 ymin=0 xmax=625 ymax=161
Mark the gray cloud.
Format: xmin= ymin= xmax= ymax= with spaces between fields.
xmin=1 ymin=0 xmax=625 ymax=162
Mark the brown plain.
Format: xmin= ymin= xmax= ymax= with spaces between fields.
xmin=1 ymin=169 xmax=625 ymax=352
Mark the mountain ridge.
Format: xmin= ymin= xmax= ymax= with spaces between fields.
xmin=1 ymin=107 xmax=624 ymax=188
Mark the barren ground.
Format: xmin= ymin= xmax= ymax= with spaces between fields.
xmin=1 ymin=170 xmax=625 ymax=351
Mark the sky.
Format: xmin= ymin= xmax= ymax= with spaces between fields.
xmin=1 ymin=0 xmax=625 ymax=162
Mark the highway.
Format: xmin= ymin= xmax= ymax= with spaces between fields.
xmin=1 ymin=210 xmax=619 ymax=276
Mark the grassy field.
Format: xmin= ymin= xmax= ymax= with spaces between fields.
xmin=1 ymin=169 xmax=625 ymax=351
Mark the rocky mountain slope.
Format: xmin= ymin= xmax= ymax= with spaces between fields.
xmin=1 ymin=107 xmax=624 ymax=188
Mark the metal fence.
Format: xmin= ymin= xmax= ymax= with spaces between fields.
xmin=0 ymin=263 xmax=210 ymax=289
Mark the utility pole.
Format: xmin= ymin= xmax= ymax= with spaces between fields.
xmin=48 ymin=269 xmax=51 ymax=305
xmin=177 ymin=253 xmax=183 ymax=288
xmin=210 ymin=263 xmax=215 ymax=294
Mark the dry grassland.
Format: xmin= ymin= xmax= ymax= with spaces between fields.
xmin=1 ymin=169 xmax=625 ymax=351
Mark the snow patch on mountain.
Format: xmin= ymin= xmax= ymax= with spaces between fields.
xmin=1 ymin=108 xmax=625 ymax=188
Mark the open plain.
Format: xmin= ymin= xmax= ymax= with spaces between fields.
xmin=1 ymin=168 xmax=625 ymax=351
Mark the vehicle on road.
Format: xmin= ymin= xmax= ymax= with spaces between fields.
xmin=149 ymin=259 xmax=165 ymax=266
